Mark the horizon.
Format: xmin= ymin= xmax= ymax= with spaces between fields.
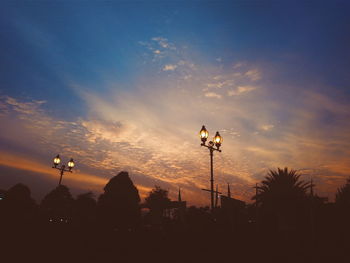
xmin=0 ymin=1 xmax=350 ymax=206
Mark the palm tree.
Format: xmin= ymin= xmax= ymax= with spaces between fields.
xmin=335 ymin=178 xmax=350 ymax=234
xmin=253 ymin=167 xmax=311 ymax=234
xmin=254 ymin=167 xmax=310 ymax=208
xmin=335 ymin=177 xmax=350 ymax=207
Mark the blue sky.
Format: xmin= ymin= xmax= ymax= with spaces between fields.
xmin=0 ymin=1 xmax=349 ymax=205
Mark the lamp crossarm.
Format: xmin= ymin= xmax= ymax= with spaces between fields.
xmin=52 ymin=166 xmax=73 ymax=173
xmin=200 ymin=144 xmax=221 ymax=152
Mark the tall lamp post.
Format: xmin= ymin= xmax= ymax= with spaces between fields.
xmin=199 ymin=125 xmax=223 ymax=211
xmin=52 ymin=154 xmax=75 ymax=186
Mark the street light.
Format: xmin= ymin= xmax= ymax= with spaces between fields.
xmin=52 ymin=154 xmax=75 ymax=186
xmin=199 ymin=125 xmax=223 ymax=211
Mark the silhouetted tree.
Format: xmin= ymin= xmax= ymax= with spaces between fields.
xmin=0 ymin=183 xmax=36 ymax=226
xmin=253 ymin=168 xmax=310 ymax=234
xmin=40 ymin=185 xmax=74 ymax=223
xmin=73 ymin=192 xmax=97 ymax=226
xmin=335 ymin=177 xmax=350 ymax=234
xmin=144 ymin=186 xmax=171 ymax=226
xmin=0 ymin=185 xmax=36 ymax=262
xmin=254 ymin=167 xmax=310 ymax=207
xmin=144 ymin=185 xmax=171 ymax=213
xmin=335 ymin=177 xmax=350 ymax=207
xmin=97 ymin=171 xmax=140 ymax=230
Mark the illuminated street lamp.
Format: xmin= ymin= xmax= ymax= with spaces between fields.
xmin=199 ymin=125 xmax=223 ymax=211
xmin=52 ymin=154 xmax=75 ymax=186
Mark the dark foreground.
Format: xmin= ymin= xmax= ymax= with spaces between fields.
xmin=1 ymin=221 xmax=349 ymax=263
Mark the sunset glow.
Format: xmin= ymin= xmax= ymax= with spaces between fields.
xmin=0 ymin=2 xmax=349 ymax=206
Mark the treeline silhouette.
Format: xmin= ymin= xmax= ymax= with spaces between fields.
xmin=1 ymin=169 xmax=350 ymax=263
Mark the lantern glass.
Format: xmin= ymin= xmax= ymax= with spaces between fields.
xmin=53 ymin=155 xmax=61 ymax=165
xmin=214 ymin=132 xmax=223 ymax=145
xmin=68 ymin=159 xmax=75 ymax=169
xmin=199 ymin=125 xmax=209 ymax=139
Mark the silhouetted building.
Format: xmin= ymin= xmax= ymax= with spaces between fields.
xmin=220 ymin=195 xmax=246 ymax=231
xmin=221 ymin=195 xmax=245 ymax=209
xmin=165 ymin=188 xmax=187 ymax=222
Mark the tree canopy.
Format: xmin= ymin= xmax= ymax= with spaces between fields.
xmin=1 ymin=183 xmax=36 ymax=223
xmin=73 ymin=192 xmax=97 ymax=225
xmin=40 ymin=185 xmax=74 ymax=222
xmin=336 ymin=177 xmax=350 ymax=207
xmin=144 ymin=185 xmax=171 ymax=213
xmin=97 ymin=171 xmax=140 ymax=229
xmin=253 ymin=167 xmax=310 ymax=209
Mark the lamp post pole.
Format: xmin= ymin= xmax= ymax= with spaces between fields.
xmin=199 ymin=125 xmax=223 ymax=212
xmin=58 ymin=165 xmax=65 ymax=186
xmin=210 ymin=148 xmax=214 ymax=210
xmin=52 ymin=155 xmax=75 ymax=186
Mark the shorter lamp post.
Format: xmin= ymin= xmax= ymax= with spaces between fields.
xmin=199 ymin=125 xmax=223 ymax=211
xmin=52 ymin=154 xmax=75 ymax=186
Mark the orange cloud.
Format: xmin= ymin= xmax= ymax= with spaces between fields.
xmin=0 ymin=151 xmax=156 ymax=200
xmin=1 ymin=39 xmax=350 ymax=205
xmin=0 ymin=151 xmax=106 ymax=187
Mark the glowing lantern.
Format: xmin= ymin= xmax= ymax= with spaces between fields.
xmin=67 ymin=158 xmax=75 ymax=171
xmin=199 ymin=125 xmax=209 ymax=143
xmin=53 ymin=154 xmax=61 ymax=167
xmin=214 ymin=131 xmax=223 ymax=148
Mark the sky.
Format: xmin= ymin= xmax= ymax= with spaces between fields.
xmin=0 ymin=1 xmax=349 ymax=205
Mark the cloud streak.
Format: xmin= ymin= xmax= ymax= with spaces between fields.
xmin=1 ymin=37 xmax=350 ymax=205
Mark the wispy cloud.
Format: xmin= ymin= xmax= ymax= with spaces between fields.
xmin=162 ymin=64 xmax=177 ymax=71
xmin=260 ymin=124 xmax=274 ymax=131
xmin=151 ymin=37 xmax=176 ymax=50
xmin=1 ymin=38 xmax=350 ymax=204
xmin=204 ymin=92 xmax=222 ymax=99
xmin=245 ymin=69 xmax=261 ymax=81
xmin=227 ymin=86 xmax=257 ymax=96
